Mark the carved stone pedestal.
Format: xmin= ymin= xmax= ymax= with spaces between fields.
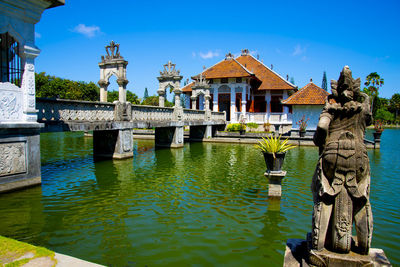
xmin=283 ymin=236 xmax=392 ymax=267
xmin=0 ymin=123 xmax=43 ymax=193
xmin=264 ymin=170 xmax=287 ymax=198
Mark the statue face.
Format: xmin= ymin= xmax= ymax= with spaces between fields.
xmin=342 ymin=88 xmax=354 ymax=102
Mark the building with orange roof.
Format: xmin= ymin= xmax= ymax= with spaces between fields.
xmin=282 ymin=79 xmax=329 ymax=131
xmin=182 ymin=49 xmax=297 ymax=132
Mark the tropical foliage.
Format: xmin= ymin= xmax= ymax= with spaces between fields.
xmin=363 ymin=72 xmax=384 ymax=114
xmin=226 ymin=123 xmax=246 ymax=132
xmin=255 ymin=135 xmax=296 ymax=158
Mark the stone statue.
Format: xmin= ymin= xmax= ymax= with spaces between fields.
xmin=311 ymin=66 xmax=373 ymax=257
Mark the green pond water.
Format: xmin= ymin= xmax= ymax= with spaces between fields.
xmin=0 ymin=129 xmax=399 ymax=266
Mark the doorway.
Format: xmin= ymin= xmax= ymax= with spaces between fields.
xmin=218 ymin=93 xmax=230 ymax=121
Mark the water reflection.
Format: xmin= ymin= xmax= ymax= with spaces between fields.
xmin=0 ymin=131 xmax=398 ymax=266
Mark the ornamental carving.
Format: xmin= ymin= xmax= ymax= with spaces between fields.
xmin=0 ymin=142 xmax=26 ymax=177
xmin=0 ymin=83 xmax=23 ymax=121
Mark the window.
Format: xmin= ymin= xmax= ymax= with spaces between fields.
xmin=236 ymin=77 xmax=242 ymax=83
xmin=254 ymin=96 xmax=266 ymax=112
xmin=221 ymin=78 xmax=228 ymax=84
xmin=0 ymin=33 xmax=22 ymax=86
xmin=235 ymin=93 xmax=242 ymax=112
xmin=270 ymin=95 xmax=283 ymax=113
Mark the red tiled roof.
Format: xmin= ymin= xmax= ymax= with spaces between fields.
xmin=282 ymin=82 xmax=329 ymax=105
xmin=182 ymin=81 xmax=194 ymax=92
xmin=236 ymin=54 xmax=296 ymax=91
xmin=192 ymin=58 xmax=254 ymax=80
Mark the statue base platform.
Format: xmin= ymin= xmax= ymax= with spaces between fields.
xmin=283 ymin=237 xmax=392 ymax=267
xmin=264 ymin=171 xmax=286 ymax=198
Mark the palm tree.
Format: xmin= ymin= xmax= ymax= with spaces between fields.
xmin=364 ymin=72 xmax=384 ymax=113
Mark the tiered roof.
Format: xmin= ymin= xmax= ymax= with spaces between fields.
xmin=182 ymin=50 xmax=296 ymax=92
xmin=282 ymin=81 xmax=329 ymax=105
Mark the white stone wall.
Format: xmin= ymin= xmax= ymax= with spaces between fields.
xmin=292 ymin=105 xmax=324 ymax=130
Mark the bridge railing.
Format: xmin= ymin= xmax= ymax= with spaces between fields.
xmin=37 ymin=98 xmax=115 ymax=121
xmin=131 ymin=105 xmax=175 ymax=121
xmin=211 ymin=111 xmax=226 ymax=121
xmin=182 ymin=109 xmax=206 ymax=121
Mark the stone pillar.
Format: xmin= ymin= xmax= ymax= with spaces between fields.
xmin=98 ymin=79 xmax=109 ymax=102
xmin=264 ymin=171 xmax=287 ymax=198
xmin=21 ymin=45 xmax=40 ymax=122
xmin=158 ymin=89 xmax=165 ymax=107
xmin=173 ymin=88 xmax=182 ymax=108
xmin=230 ymin=86 xmax=236 ymax=122
xmin=265 ymin=91 xmax=271 ymax=122
xmin=191 ymin=96 xmax=197 ymax=110
xmin=93 ymin=128 xmax=133 ymax=159
xmin=155 ymin=126 xmax=184 ymax=148
xmin=205 ymin=95 xmax=211 ymax=111
xmin=241 ymin=86 xmax=246 ymax=116
xmin=117 ymin=78 xmax=128 ymax=103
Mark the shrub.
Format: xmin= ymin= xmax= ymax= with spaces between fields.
xmin=247 ymin=122 xmax=258 ymax=131
xmin=226 ymin=123 xmax=243 ymax=132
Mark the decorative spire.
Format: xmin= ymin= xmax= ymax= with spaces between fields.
xmin=192 ymin=73 xmax=210 ymax=89
xmin=159 ymin=61 xmax=180 ymax=77
xmin=241 ymin=49 xmax=249 ymax=56
xmin=101 ymin=41 xmax=124 ymax=62
xmin=225 ymin=52 xmax=234 ymax=60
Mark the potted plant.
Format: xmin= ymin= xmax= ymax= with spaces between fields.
xmin=239 ymin=116 xmax=246 ymax=135
xmin=255 ymin=135 xmax=296 ymax=172
xmin=296 ymin=115 xmax=309 ymax=138
xmin=263 ymin=121 xmax=271 ymax=133
xmin=373 ymin=120 xmax=384 ymax=140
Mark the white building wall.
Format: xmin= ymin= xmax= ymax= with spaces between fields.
xmin=292 ymin=105 xmax=324 ymax=130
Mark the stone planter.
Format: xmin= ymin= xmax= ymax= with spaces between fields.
xmin=299 ymin=130 xmax=306 ymax=138
xmin=373 ymin=131 xmax=382 ymax=140
xmin=263 ymin=152 xmax=286 ymax=172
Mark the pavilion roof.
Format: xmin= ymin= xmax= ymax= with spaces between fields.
xmin=235 ymin=54 xmax=296 ymax=91
xmin=282 ymin=81 xmax=329 ymax=105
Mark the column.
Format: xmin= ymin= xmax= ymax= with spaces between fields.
xmin=174 ymin=90 xmax=182 ymax=108
xmin=241 ymin=86 xmax=247 ymax=116
xmin=98 ymin=80 xmax=109 ymax=102
xmin=21 ymin=45 xmax=40 ymax=122
xmin=265 ymin=91 xmax=271 ymax=122
xmin=117 ymin=78 xmax=128 ymax=103
xmin=93 ymin=129 xmax=134 ymax=159
xmin=282 ymin=91 xmax=289 ymax=122
xmin=213 ymin=87 xmax=218 ymax=111
xmin=230 ymin=86 xmax=235 ymax=122
xmin=191 ymin=96 xmax=197 ymax=110
xmin=158 ymin=89 xmax=165 ymax=107
xmin=204 ymin=95 xmax=211 ymax=111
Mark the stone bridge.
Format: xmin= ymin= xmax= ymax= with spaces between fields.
xmin=36 ymin=97 xmax=226 ymax=153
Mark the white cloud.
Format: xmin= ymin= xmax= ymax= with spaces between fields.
xmin=35 ymin=32 xmax=41 ymax=39
xmin=199 ymin=50 xmax=220 ymax=59
xmin=292 ymin=44 xmax=306 ymax=56
xmin=72 ymin=24 xmax=101 ymax=38
xmin=192 ymin=52 xmax=196 ymax=58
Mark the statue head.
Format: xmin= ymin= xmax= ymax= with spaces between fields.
xmin=331 ymin=66 xmax=361 ymax=103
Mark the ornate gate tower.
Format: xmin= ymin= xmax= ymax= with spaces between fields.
xmin=157 ymin=61 xmax=183 ymax=107
xmin=98 ymin=41 xmax=129 ymax=103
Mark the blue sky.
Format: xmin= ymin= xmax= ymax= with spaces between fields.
xmin=35 ymin=0 xmax=400 ymax=99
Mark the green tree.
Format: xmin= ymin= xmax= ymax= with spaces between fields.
xmin=363 ymin=72 xmax=384 ymax=115
xmin=389 ymin=93 xmax=400 ymax=121
xmin=290 ymin=77 xmax=295 ymax=85
xmin=375 ymin=107 xmax=394 ymax=122
xmin=143 ymin=87 xmax=149 ymax=100
xmin=321 ymin=71 xmax=327 ymax=91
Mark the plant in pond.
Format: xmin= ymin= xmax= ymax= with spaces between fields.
xmin=296 ymin=115 xmax=309 ymax=132
xmin=255 ymin=135 xmax=296 ymax=172
xmin=374 ymin=120 xmax=384 ymax=133
xmin=246 ymin=122 xmax=258 ymax=132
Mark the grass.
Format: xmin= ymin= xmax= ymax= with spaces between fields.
xmin=0 ymin=236 xmax=56 ymax=267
